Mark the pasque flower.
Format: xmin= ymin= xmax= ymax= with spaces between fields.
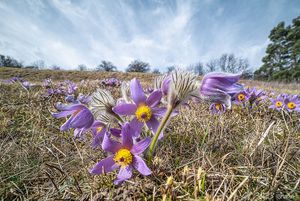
xmin=209 ymin=103 xmax=226 ymax=114
xmin=52 ymin=103 xmax=94 ymax=132
xmin=234 ymin=90 xmax=250 ymax=104
xmin=89 ymin=123 xmax=151 ymax=185
xmin=269 ymin=94 xmax=285 ymax=111
xmin=113 ymin=78 xmax=165 ymax=136
xmin=284 ymin=95 xmax=300 ymax=112
xmin=200 ymin=72 xmax=243 ymax=108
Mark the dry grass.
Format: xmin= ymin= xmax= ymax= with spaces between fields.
xmin=0 ymin=67 xmax=299 ymax=200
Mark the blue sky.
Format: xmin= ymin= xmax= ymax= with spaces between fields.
xmin=0 ymin=0 xmax=299 ymax=71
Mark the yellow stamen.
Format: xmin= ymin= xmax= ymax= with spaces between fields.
xmin=275 ymin=101 xmax=282 ymax=108
xmin=96 ymin=126 xmax=103 ymax=133
xmin=215 ymin=103 xmax=222 ymax=111
xmin=237 ymin=93 xmax=245 ymax=101
xmin=135 ymin=104 xmax=152 ymax=122
xmin=114 ymin=149 xmax=133 ymax=167
xmin=287 ymin=102 xmax=296 ymax=109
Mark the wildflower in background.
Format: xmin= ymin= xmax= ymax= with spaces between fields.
xmin=284 ymin=95 xmax=300 ymax=113
xmin=43 ymin=78 xmax=52 ymax=88
xmin=52 ymin=103 xmax=94 ymax=132
xmin=209 ymin=102 xmax=226 ymax=114
xmin=269 ymin=94 xmax=285 ymax=111
xmin=199 ymin=72 xmax=243 ymax=108
xmin=89 ymin=123 xmax=151 ymax=185
xmin=113 ymin=78 xmax=164 ymax=136
xmin=246 ymin=87 xmax=266 ymax=107
xmin=65 ymin=80 xmax=78 ymax=95
xmin=20 ymin=81 xmax=35 ymax=90
xmin=234 ymin=90 xmax=250 ymax=104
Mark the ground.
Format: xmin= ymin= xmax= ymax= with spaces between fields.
xmin=0 ymin=67 xmax=299 ymax=200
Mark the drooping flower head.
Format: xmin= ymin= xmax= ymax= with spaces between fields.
xmin=269 ymin=94 xmax=285 ymax=111
xmin=284 ymin=95 xmax=300 ymax=113
xmin=168 ymin=71 xmax=199 ymax=109
xmin=89 ymin=122 xmax=151 ymax=185
xmin=199 ymin=72 xmax=243 ymax=108
xmin=52 ymin=103 xmax=94 ymax=132
xmin=154 ymin=74 xmax=171 ymax=97
xmin=113 ymin=78 xmax=165 ymax=136
xmin=209 ymin=103 xmax=226 ymax=114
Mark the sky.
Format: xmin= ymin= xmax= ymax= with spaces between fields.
xmin=0 ymin=0 xmax=299 ymax=71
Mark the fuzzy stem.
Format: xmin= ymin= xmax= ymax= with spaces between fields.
xmin=148 ymin=105 xmax=174 ymax=162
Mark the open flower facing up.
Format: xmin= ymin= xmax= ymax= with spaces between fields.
xmin=209 ymin=103 xmax=226 ymax=114
xmin=284 ymin=95 xmax=300 ymax=113
xmin=200 ymin=72 xmax=243 ymax=108
xmin=89 ymin=123 xmax=151 ymax=185
xmin=269 ymin=94 xmax=285 ymax=111
xmin=113 ymin=78 xmax=165 ymax=136
xmin=234 ymin=90 xmax=250 ymax=105
xmin=52 ymin=103 xmax=94 ymax=132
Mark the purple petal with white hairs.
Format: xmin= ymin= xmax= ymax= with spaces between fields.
xmin=70 ymin=109 xmax=94 ymax=128
xmin=130 ymin=137 xmax=151 ymax=154
xmin=113 ymin=103 xmax=137 ymax=115
xmin=146 ymin=90 xmax=162 ymax=107
xmin=55 ymin=103 xmax=84 ymax=111
xmin=130 ymin=78 xmax=146 ymax=105
xmin=121 ymin=123 xmax=133 ymax=149
xmin=114 ymin=166 xmax=133 ymax=185
xmin=133 ymin=156 xmax=152 ymax=176
xmin=102 ymin=133 xmax=122 ymax=153
xmin=52 ymin=110 xmax=74 ymax=119
xmin=89 ymin=156 xmax=118 ymax=175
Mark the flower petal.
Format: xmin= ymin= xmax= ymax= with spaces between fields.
xmin=146 ymin=117 xmax=159 ymax=134
xmin=133 ymin=155 xmax=152 ymax=176
xmin=92 ymin=128 xmax=106 ymax=149
xmin=146 ymin=90 xmax=162 ymax=107
xmin=102 ymin=133 xmax=121 ymax=153
xmin=121 ymin=123 xmax=133 ymax=149
xmin=55 ymin=103 xmax=84 ymax=111
xmin=131 ymin=137 xmax=151 ymax=155
xmin=89 ymin=156 xmax=118 ymax=175
xmin=52 ymin=110 xmax=74 ymax=119
xmin=129 ymin=118 xmax=143 ymax=137
xmin=112 ymin=103 xmax=137 ymax=115
xmin=114 ymin=166 xmax=133 ymax=185
xmin=70 ymin=109 xmax=94 ymax=128
xmin=130 ymin=78 xmax=146 ymax=105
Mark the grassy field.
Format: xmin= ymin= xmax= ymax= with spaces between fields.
xmin=0 ymin=67 xmax=299 ymax=200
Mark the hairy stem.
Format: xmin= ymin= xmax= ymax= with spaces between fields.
xmin=148 ymin=105 xmax=173 ymax=162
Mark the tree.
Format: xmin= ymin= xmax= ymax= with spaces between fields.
xmin=51 ymin=65 xmax=61 ymax=70
xmin=152 ymin=68 xmax=161 ymax=74
xmin=31 ymin=60 xmax=45 ymax=69
xmin=193 ymin=62 xmax=204 ymax=75
xmin=96 ymin=61 xmax=117 ymax=72
xmin=167 ymin=66 xmax=176 ymax=73
xmin=126 ymin=60 xmax=150 ymax=73
xmin=0 ymin=54 xmax=23 ymax=68
xmin=254 ymin=16 xmax=300 ymax=82
xmin=78 ymin=64 xmax=87 ymax=71
xmin=205 ymin=59 xmax=218 ymax=73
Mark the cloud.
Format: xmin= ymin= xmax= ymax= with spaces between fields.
xmin=0 ymin=0 xmax=299 ymax=71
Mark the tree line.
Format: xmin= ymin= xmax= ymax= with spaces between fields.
xmin=0 ymin=54 xmax=252 ymax=77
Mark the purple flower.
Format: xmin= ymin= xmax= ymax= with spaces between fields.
xmin=90 ymin=121 xmax=121 ymax=149
xmin=200 ymin=72 xmax=243 ymax=108
xmin=113 ymin=78 xmax=165 ymax=136
xmin=43 ymin=78 xmax=52 ymax=88
xmin=52 ymin=103 xmax=94 ymax=131
xmin=89 ymin=123 xmax=151 ymax=185
xmin=20 ymin=81 xmax=34 ymax=90
xmin=246 ymin=87 xmax=267 ymax=107
xmin=233 ymin=90 xmax=250 ymax=104
xmin=284 ymin=95 xmax=300 ymax=112
xmin=269 ymin=94 xmax=285 ymax=111
xmin=209 ymin=103 xmax=226 ymax=114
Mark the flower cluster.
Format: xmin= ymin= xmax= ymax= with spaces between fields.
xmin=100 ymin=78 xmax=121 ymax=87
xmin=269 ymin=94 xmax=300 ymax=113
xmin=51 ymin=71 xmax=300 ymax=185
